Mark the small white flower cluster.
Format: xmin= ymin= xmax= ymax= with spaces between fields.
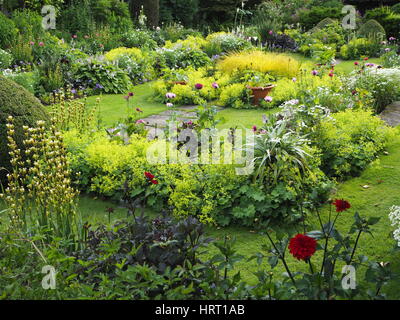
xmin=389 ymin=205 xmax=400 ymax=246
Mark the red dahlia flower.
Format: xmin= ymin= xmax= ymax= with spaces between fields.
xmin=151 ymin=179 xmax=158 ymax=185
xmin=144 ymin=171 xmax=155 ymax=180
xmin=288 ymin=234 xmax=317 ymax=261
xmin=332 ymin=199 xmax=351 ymax=212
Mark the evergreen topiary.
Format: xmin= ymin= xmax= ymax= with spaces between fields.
xmin=311 ymin=17 xmax=338 ymax=32
xmin=357 ymin=19 xmax=386 ymax=39
xmin=0 ymin=75 xmax=49 ymax=185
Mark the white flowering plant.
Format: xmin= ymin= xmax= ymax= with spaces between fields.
xmin=389 ymin=206 xmax=400 ymax=247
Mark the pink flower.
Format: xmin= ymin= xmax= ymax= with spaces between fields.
xmin=72 ymin=35 xmax=77 ymax=39
xmin=212 ymin=82 xmax=219 ymax=89
xmin=389 ymin=37 xmax=396 ymax=41
xmin=38 ymin=42 xmax=44 ymax=47
xmin=354 ymin=61 xmax=359 ymax=66
xmin=264 ymin=96 xmax=273 ymax=102
xmin=252 ymin=125 xmax=257 ymax=132
xmin=329 ymin=72 xmax=334 ymax=77
xmin=292 ymin=77 xmax=297 ymax=82
xmin=312 ymin=70 xmax=318 ymax=76
xmin=124 ymin=95 xmax=129 ymax=100
xmin=269 ymin=30 xmax=273 ymax=35
xmin=29 ymin=41 xmax=35 ymax=46
xmin=84 ymin=35 xmax=89 ymax=39
xmin=385 ymin=48 xmax=391 ymax=52
xmin=136 ymin=119 xmax=146 ymax=124
xmin=195 ymin=83 xmax=203 ymax=90
xmin=166 ymin=92 xmax=176 ymax=99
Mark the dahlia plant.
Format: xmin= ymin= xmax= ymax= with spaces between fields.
xmin=252 ymin=199 xmax=392 ymax=300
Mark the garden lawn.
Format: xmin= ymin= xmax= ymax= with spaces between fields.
xmin=85 ymin=82 xmax=167 ymax=126
xmin=72 ymin=127 xmax=400 ymax=298
xmin=216 ymin=107 xmax=279 ymax=129
xmin=83 ymin=82 xmax=277 ymax=131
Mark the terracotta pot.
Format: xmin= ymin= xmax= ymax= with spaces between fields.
xmin=248 ymin=85 xmax=276 ymax=106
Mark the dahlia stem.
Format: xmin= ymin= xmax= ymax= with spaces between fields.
xmin=265 ymin=231 xmax=296 ymax=286
xmin=349 ymin=230 xmax=362 ymax=264
xmin=308 ymin=259 xmax=314 ymax=274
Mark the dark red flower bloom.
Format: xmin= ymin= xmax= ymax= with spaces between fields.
xmin=288 ymin=234 xmax=317 ymax=261
xmin=194 ymin=83 xmax=203 ymax=90
xmin=144 ymin=171 xmax=155 ymax=180
xmin=151 ymin=179 xmax=158 ymax=185
xmin=332 ymin=199 xmax=351 ymax=212
xmin=128 ymin=92 xmax=134 ymax=97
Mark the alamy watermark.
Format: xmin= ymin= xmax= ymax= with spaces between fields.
xmin=41 ymin=265 xmax=56 ymax=290
xmin=146 ymin=123 xmax=255 ymax=175
xmin=342 ymin=265 xmax=357 ymax=290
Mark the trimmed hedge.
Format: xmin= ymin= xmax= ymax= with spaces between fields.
xmin=0 ymin=75 xmax=49 ymax=184
xmin=357 ymin=19 xmax=386 ymax=39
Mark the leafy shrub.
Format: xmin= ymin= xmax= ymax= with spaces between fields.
xmin=339 ymin=38 xmax=381 ymax=60
xmin=152 ymin=67 xmax=220 ymax=105
xmin=160 ymin=22 xmax=201 ymax=42
xmin=269 ymin=72 xmax=343 ymax=109
xmin=76 ymin=215 xmax=211 ymax=276
xmin=157 ymin=46 xmax=211 ymax=70
xmin=120 ymin=30 xmax=158 ymax=49
xmin=0 ymin=13 xmax=18 ymax=49
xmin=315 ymin=109 xmax=394 ymax=179
xmin=72 ymin=59 xmax=131 ymax=94
xmin=11 ymin=9 xmax=45 ymax=41
xmin=9 ymin=38 xmax=34 ymax=64
xmin=58 ymin=0 xmax=95 ymax=35
xmin=218 ymin=83 xmax=252 ymax=109
xmin=0 ymin=75 xmax=49 ymax=184
xmin=165 ymin=35 xmax=207 ymax=51
xmin=203 ymin=32 xmax=251 ymax=55
xmin=217 ymin=51 xmax=300 ymax=79
xmin=0 ymin=49 xmax=12 ymax=69
xmin=264 ymin=32 xmax=298 ymax=52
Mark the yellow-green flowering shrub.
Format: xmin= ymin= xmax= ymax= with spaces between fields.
xmin=315 ymin=109 xmax=395 ymax=178
xmin=270 ymin=72 xmax=343 ymax=107
xmin=63 ymin=129 xmax=332 ymax=227
xmin=218 ymin=83 xmax=252 ymax=108
xmin=164 ymin=35 xmax=208 ymax=50
xmin=104 ymin=47 xmax=143 ymax=61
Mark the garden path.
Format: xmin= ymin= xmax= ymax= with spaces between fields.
xmin=143 ymin=105 xmax=198 ymax=139
xmin=380 ymin=102 xmax=400 ymax=127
